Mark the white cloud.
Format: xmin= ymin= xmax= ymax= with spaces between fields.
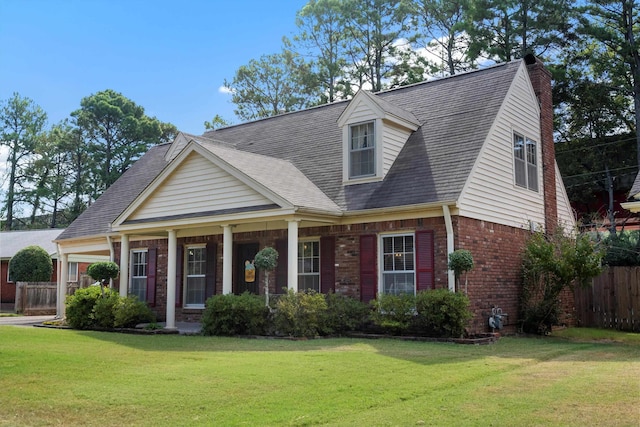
xmin=218 ymin=85 xmax=234 ymax=95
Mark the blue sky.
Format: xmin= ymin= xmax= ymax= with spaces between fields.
xmin=0 ymin=0 xmax=309 ymax=135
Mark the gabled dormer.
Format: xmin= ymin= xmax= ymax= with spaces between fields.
xmin=337 ymin=90 xmax=420 ymax=184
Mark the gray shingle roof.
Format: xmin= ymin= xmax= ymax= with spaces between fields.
xmin=58 ymin=60 xmax=521 ymax=241
xmin=0 ymin=229 xmax=64 ymax=258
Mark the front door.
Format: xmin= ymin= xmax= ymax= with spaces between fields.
xmin=235 ymin=243 xmax=259 ymax=294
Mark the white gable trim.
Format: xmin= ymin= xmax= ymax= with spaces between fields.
xmin=113 ymin=141 xmax=294 ymax=227
xmin=337 ymin=90 xmax=420 ymax=131
xmin=164 ymin=132 xmax=192 ymax=162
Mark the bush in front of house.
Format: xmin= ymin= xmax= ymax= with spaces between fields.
xmin=114 ymin=296 xmax=156 ymax=328
xmin=414 ymin=289 xmax=472 ymax=338
xmin=321 ymin=292 xmax=370 ymax=335
xmin=9 ymin=245 xmax=53 ymax=282
xmin=273 ymin=290 xmax=328 ymax=338
xmin=66 ymin=286 xmax=155 ymax=330
xmin=201 ymin=292 xmax=269 ymax=336
xmin=370 ymin=293 xmax=416 ymax=335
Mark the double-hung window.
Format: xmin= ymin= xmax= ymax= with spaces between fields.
xmin=68 ymin=262 xmax=79 ymax=282
xmin=349 ymin=122 xmax=375 ymax=178
xmin=513 ymin=132 xmax=538 ymax=191
xmin=130 ymin=250 xmax=147 ymax=301
xmin=381 ymin=234 xmax=415 ymax=295
xmin=185 ymin=246 xmax=206 ymax=307
xmin=298 ymin=240 xmax=320 ymax=292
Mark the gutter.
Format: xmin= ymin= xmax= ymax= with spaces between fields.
xmin=442 ymin=205 xmax=455 ymax=292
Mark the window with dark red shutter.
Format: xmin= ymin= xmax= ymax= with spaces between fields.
xmin=360 ymin=235 xmax=377 ymax=302
xmin=320 ymin=236 xmax=335 ymax=294
xmin=415 ymin=230 xmax=435 ymax=291
xmin=146 ymin=248 xmax=156 ymax=306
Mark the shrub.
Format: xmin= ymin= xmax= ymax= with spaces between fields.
xmin=273 ymin=290 xmax=328 ymax=337
xmin=370 ymin=293 xmax=416 ymax=335
xmin=202 ymin=293 xmax=269 ymax=336
xmin=9 ymin=245 xmax=53 ymax=282
xmin=321 ymin=292 xmax=370 ymax=335
xmin=114 ymin=296 xmax=156 ymax=328
xmin=92 ymin=289 xmax=120 ymax=328
xmin=414 ymin=289 xmax=472 ymax=337
xmin=66 ymin=286 xmax=103 ymax=329
xmin=602 ymin=231 xmax=640 ymax=266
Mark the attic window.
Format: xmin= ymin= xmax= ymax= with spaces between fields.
xmin=514 ymin=132 xmax=538 ymax=191
xmin=349 ymin=122 xmax=375 ymax=178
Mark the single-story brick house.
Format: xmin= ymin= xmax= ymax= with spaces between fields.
xmin=54 ymin=55 xmax=575 ymax=332
xmin=0 ymin=229 xmax=104 ymax=309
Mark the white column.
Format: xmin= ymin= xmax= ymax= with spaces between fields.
xmin=287 ymin=220 xmax=299 ymax=292
xmin=119 ymin=234 xmax=129 ymax=297
xmin=166 ymin=230 xmax=177 ymax=329
xmin=58 ymin=252 xmax=69 ymax=319
xmin=222 ymin=225 xmax=233 ymax=294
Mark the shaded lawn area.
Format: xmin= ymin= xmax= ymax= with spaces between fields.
xmin=0 ymin=327 xmax=638 ymax=427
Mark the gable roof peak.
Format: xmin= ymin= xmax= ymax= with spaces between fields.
xmin=337 ymin=89 xmax=420 ymax=129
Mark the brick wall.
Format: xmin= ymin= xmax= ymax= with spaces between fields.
xmin=456 ymin=217 xmax=529 ymax=333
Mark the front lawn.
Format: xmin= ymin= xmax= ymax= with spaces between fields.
xmin=0 ymin=327 xmax=637 ymax=426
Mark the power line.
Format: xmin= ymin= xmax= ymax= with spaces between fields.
xmin=562 ymin=165 xmax=638 ymax=180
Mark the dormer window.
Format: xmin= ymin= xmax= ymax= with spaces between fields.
xmin=349 ymin=122 xmax=376 ymax=178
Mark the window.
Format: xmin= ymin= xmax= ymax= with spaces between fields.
xmin=514 ymin=132 xmax=538 ymax=191
xmin=130 ymin=250 xmax=147 ymax=301
xmin=185 ymin=246 xmax=206 ymax=307
xmin=381 ymin=234 xmax=415 ymax=295
xmin=298 ymin=240 xmax=320 ymax=292
xmin=68 ymin=262 xmax=78 ymax=282
xmin=349 ymin=122 xmax=375 ymax=178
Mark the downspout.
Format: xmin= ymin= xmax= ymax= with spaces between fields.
xmin=442 ymin=205 xmax=455 ymax=292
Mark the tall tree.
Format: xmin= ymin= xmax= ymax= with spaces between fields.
xmin=224 ymin=51 xmax=315 ymax=121
xmin=72 ymin=90 xmax=175 ymax=196
xmin=291 ymin=0 xmax=350 ymax=103
xmin=0 ymin=93 xmax=47 ymax=230
xmin=407 ymin=0 xmax=474 ymax=76
xmin=466 ymin=0 xmax=574 ymax=63
xmin=341 ymin=0 xmax=411 ymax=92
xmin=576 ymin=0 xmax=639 ymax=167
xmin=23 ymin=121 xmax=77 ymax=228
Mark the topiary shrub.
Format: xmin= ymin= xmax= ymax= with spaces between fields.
xmin=87 ymin=261 xmax=119 ymax=288
xmin=321 ymin=292 xmax=370 ymax=336
xmin=414 ymin=289 xmax=472 ymax=337
xmin=114 ymin=296 xmax=156 ymax=328
xmin=370 ymin=293 xmax=416 ymax=335
xmin=253 ymin=246 xmax=278 ymax=306
xmin=273 ymin=290 xmax=327 ymax=338
xmin=448 ymin=249 xmax=474 ymax=294
xmin=201 ymin=292 xmax=269 ymax=336
xmin=9 ymin=245 xmax=53 ymax=282
xmin=65 ymin=286 xmax=103 ymax=329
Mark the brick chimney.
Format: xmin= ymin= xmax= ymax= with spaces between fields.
xmin=525 ymin=54 xmax=557 ymax=234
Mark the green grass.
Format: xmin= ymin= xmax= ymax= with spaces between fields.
xmin=0 ymin=327 xmax=638 ymax=426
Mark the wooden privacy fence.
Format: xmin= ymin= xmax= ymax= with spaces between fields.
xmin=14 ymin=280 xmax=86 ymax=315
xmin=574 ymin=267 xmax=640 ymax=332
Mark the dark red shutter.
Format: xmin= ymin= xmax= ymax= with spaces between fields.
xmin=175 ymin=244 xmax=183 ymax=307
xmin=320 ymin=236 xmax=335 ymax=294
xmin=415 ymin=230 xmax=435 ymax=291
xmin=146 ymin=248 xmax=157 ymax=307
xmin=205 ymin=242 xmax=217 ymax=300
xmin=360 ymin=234 xmax=377 ymax=303
xmin=275 ymin=239 xmax=288 ymax=293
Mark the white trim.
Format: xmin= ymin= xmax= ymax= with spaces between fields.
xmin=442 ymin=205 xmax=455 ymax=292
xmin=183 ymin=244 xmax=207 ymax=308
xmin=378 ymin=232 xmax=417 ymax=296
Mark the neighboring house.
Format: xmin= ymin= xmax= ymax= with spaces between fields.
xmin=54 ymin=55 xmax=575 ymax=332
xmin=0 ymin=229 xmax=103 ymax=307
xmin=621 ymin=172 xmax=640 ymax=214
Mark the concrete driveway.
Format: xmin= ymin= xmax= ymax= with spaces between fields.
xmin=0 ymin=315 xmax=56 ymax=326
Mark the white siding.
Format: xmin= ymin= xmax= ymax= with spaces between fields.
xmin=349 ymin=100 xmax=379 ymax=124
xmin=129 ymin=152 xmax=273 ymax=221
xmin=555 ymin=162 xmax=577 ymax=230
xmin=458 ymin=64 xmax=546 ymax=229
xmin=382 ymin=120 xmax=412 ymax=176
